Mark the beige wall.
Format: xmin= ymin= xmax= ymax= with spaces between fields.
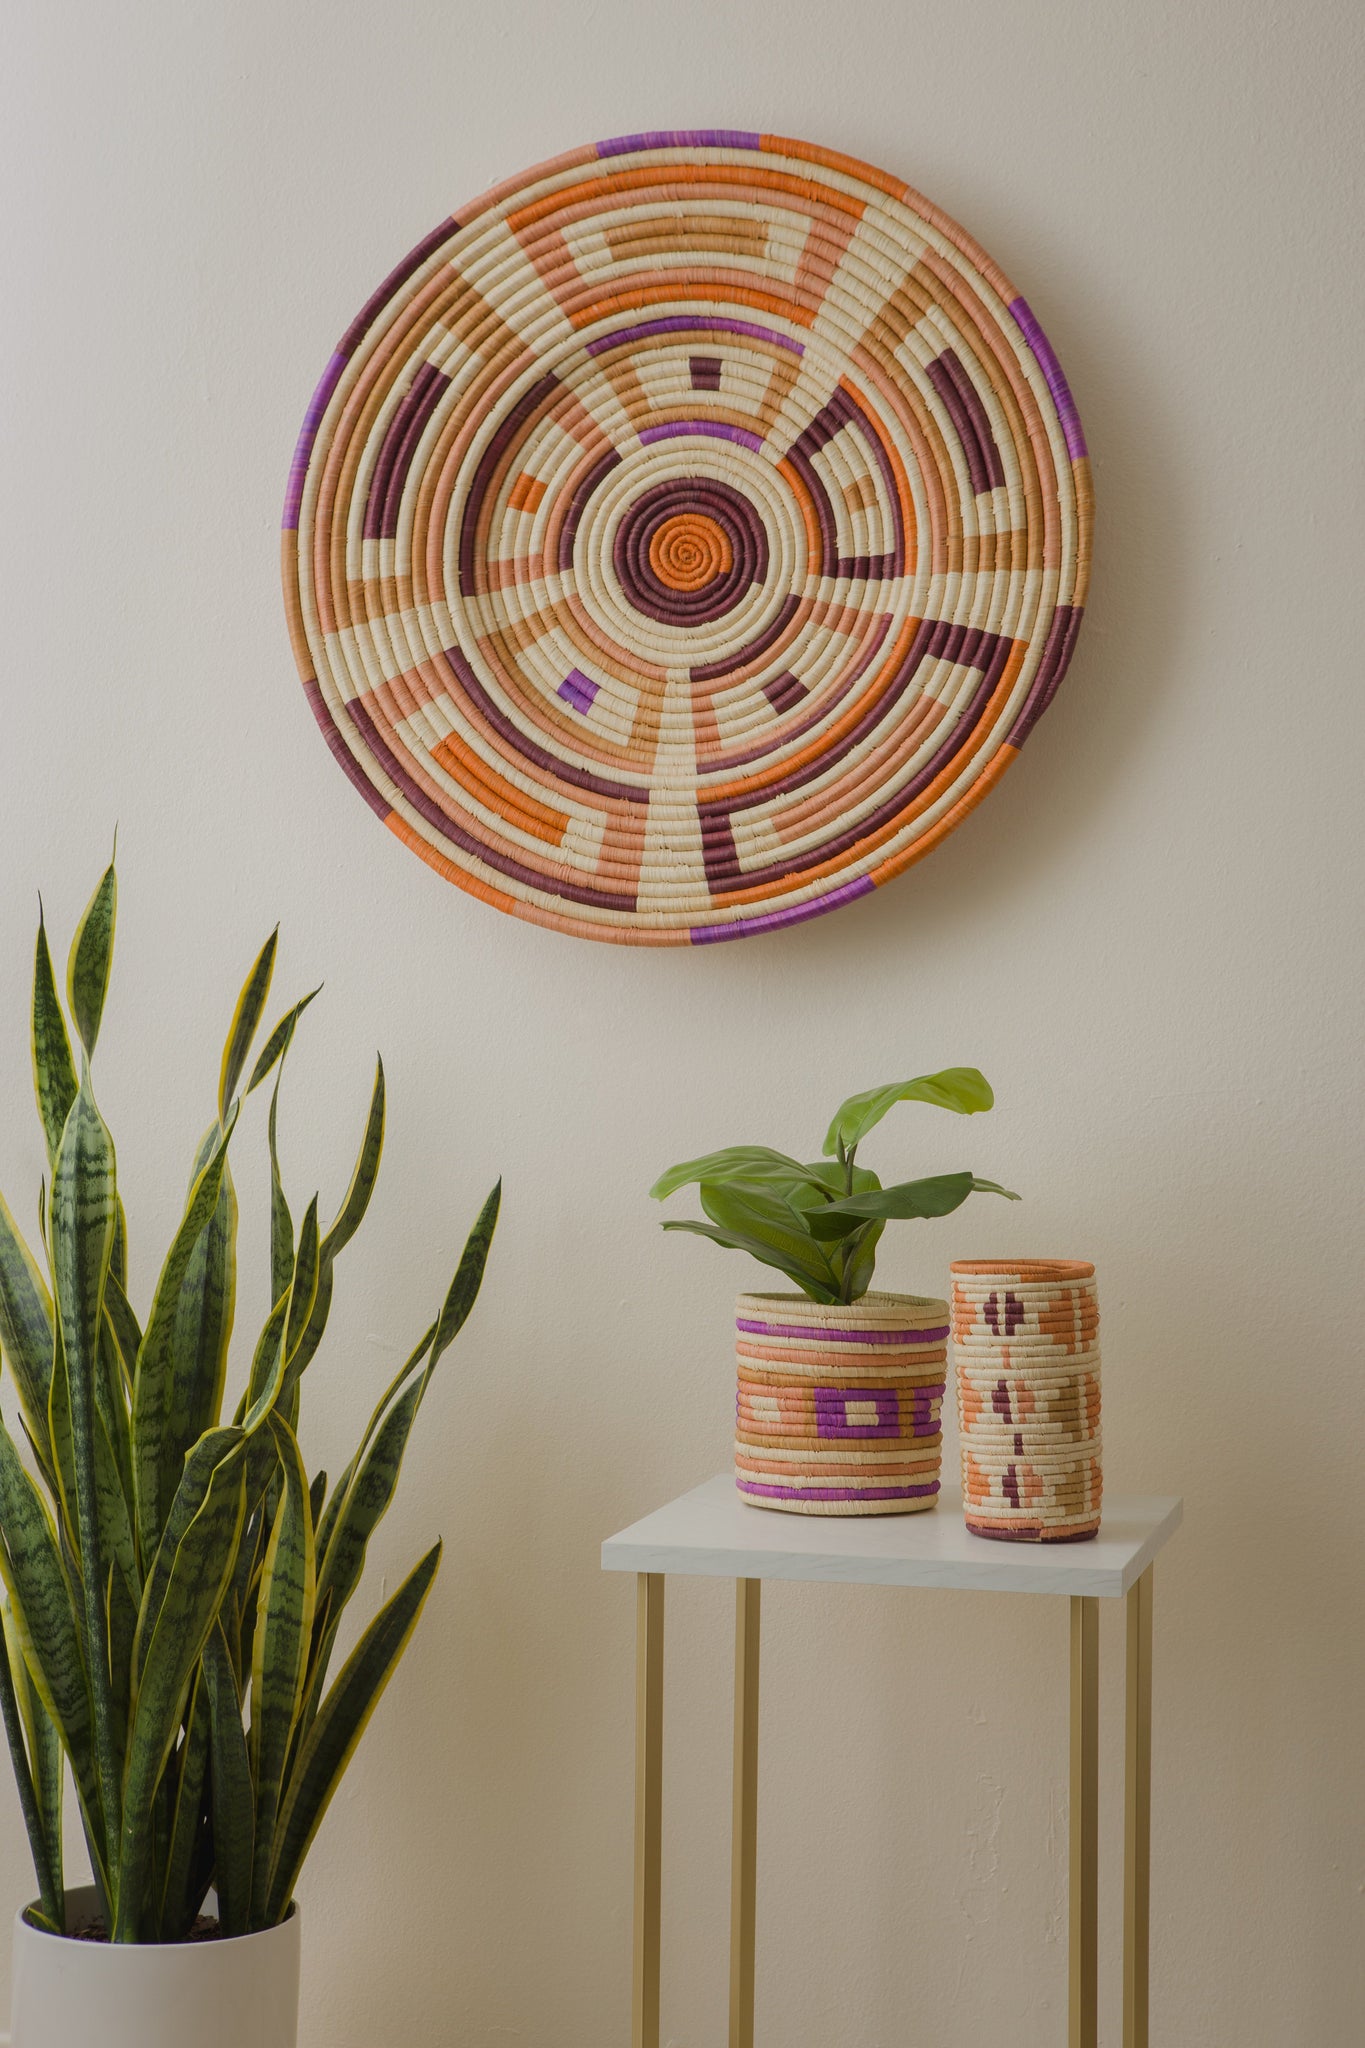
xmin=1 ymin=1 xmax=1361 ymax=2040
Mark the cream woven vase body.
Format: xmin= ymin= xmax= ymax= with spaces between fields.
xmin=9 ymin=1889 xmax=301 ymax=2048
xmin=735 ymin=1291 xmax=949 ymax=1515
xmin=951 ymin=1258 xmax=1102 ymax=1542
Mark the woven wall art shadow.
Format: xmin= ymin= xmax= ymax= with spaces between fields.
xmin=283 ymin=131 xmax=1092 ymax=945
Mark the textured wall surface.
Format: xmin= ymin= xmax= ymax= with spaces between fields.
xmin=0 ymin=2 xmax=1360 ymax=2042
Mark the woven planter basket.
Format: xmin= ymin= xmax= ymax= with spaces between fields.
xmin=951 ymin=1259 xmax=1102 ymax=1542
xmin=283 ymin=130 xmax=1091 ymax=945
xmin=735 ymin=1291 xmax=948 ymax=1515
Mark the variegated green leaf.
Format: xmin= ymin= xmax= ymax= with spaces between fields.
xmin=102 ymin=1272 xmax=142 ymax=1401
xmin=267 ymin=1074 xmax=294 ymax=1308
xmin=131 ymin=1108 xmax=237 ymax=1562
xmin=249 ymin=1417 xmax=314 ymax=1925
xmin=118 ymin=1430 xmax=246 ymax=1940
xmin=0 ymin=1417 xmax=106 ymax=1893
xmin=51 ymin=1063 xmax=120 ymax=1847
xmin=66 ymin=863 xmax=117 ymax=1060
xmin=245 ymin=989 xmax=319 ymax=1099
xmin=161 ymin=1140 xmax=238 ymax=1520
xmin=218 ymin=930 xmax=278 ymax=1125
xmin=157 ymin=1670 xmax=209 ymax=1941
xmin=243 ymin=1198 xmax=318 ymax=1433
xmin=202 ymin=1620 xmax=254 ymax=1938
xmin=321 ymin=1058 xmax=385 ymax=1261
xmin=266 ymin=1541 xmax=440 ymax=1924
xmin=0 ymin=1598 xmax=62 ymax=1928
xmin=0 ymin=1189 xmax=56 ymax=1479
xmin=31 ymin=906 xmax=77 ymax=1167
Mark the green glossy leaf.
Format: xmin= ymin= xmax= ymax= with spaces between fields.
xmin=823 ymin=1068 xmax=996 ymax=1158
xmin=203 ymin=1622 xmax=254 ymax=1938
xmin=699 ymin=1183 xmax=839 ymax=1287
xmin=131 ymin=1109 xmax=237 ymax=1563
xmin=266 ymin=1542 xmax=440 ymax=1924
xmin=248 ymin=1417 xmax=314 ymax=1927
xmin=66 ymin=864 xmax=117 ymax=1060
xmin=650 ymin=1145 xmax=825 ymax=1201
xmin=660 ymin=1219 xmax=842 ymax=1303
xmin=804 ymin=1172 xmax=1019 ymax=1236
xmin=0 ymin=1417 xmax=106 ymax=1895
xmin=32 ymin=907 xmax=77 ymax=1166
xmin=118 ymin=1430 xmax=246 ymax=1940
xmin=0 ymin=1189 xmax=56 ymax=1479
xmin=219 ymin=931 xmax=278 ymax=1125
xmin=245 ymin=989 xmax=320 ymax=1098
xmin=836 ymin=1220 xmax=885 ymax=1303
xmin=51 ymin=1063 xmax=121 ymax=1851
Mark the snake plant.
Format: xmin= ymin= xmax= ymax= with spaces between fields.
xmin=651 ymin=1068 xmax=1018 ymax=1304
xmin=0 ymin=860 xmax=499 ymax=1942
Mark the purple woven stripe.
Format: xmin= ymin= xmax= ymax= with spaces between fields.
xmin=335 ymin=216 xmax=456 ymax=360
xmin=815 ymin=1387 xmax=900 ymax=1438
xmin=639 ymin=420 xmax=763 ymax=452
xmin=691 ymin=875 xmax=874 ymax=943
xmin=443 ymin=644 xmax=648 ymax=805
xmin=283 ymin=352 xmax=346 ymax=531
xmin=1009 ymin=297 xmax=1087 ymax=460
xmin=585 ymin=315 xmax=803 ymax=358
xmin=736 ymin=1317 xmax=949 ymax=1345
xmin=598 ymin=130 xmax=763 ymax=157
xmin=738 ymin=1480 xmax=941 ymax=1503
xmin=558 ymin=669 xmax=598 ymax=714
xmin=301 ymin=678 xmax=391 ymax=821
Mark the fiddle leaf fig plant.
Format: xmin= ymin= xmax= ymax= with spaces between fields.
xmin=650 ymin=1066 xmax=1017 ymax=1305
xmin=0 ymin=859 xmax=499 ymax=1942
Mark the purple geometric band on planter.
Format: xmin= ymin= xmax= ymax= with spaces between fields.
xmin=736 ymin=1317 xmax=949 ymax=1345
xmin=912 ymin=1386 xmax=945 ymax=1436
xmin=814 ymin=1387 xmax=900 ymax=1438
xmin=737 ymin=1480 xmax=941 ymax=1504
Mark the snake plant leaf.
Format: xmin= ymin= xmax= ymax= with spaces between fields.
xmin=649 ymin=1145 xmax=826 ymax=1201
xmin=65 ymin=863 xmax=117 ymax=1061
xmin=267 ymin=1072 xmax=294 ymax=1308
xmin=266 ymin=1541 xmax=441 ymax=1925
xmin=161 ymin=1140 xmax=238 ymax=1520
xmin=51 ymin=1062 xmax=121 ymax=1849
xmin=804 ymin=1172 xmax=1020 ymax=1236
xmin=699 ymin=1183 xmax=843 ymax=1293
xmin=0 ymin=1189 xmax=57 ymax=1478
xmin=157 ymin=1670 xmax=210 ymax=1941
xmin=307 ymin=1470 xmax=327 ymax=1534
xmin=0 ymin=1600 xmax=63 ymax=1929
xmin=0 ymin=1416 xmax=107 ymax=1895
xmin=248 ymin=1417 xmax=314 ymax=1926
xmin=103 ymin=1272 xmax=143 ymax=1401
xmin=131 ymin=1106 xmax=237 ymax=1563
xmin=203 ymin=1621 xmax=255 ymax=1938
xmin=118 ymin=1430 xmax=247 ymax=1940
xmin=218 ymin=930 xmax=278 ymax=1126
xmin=245 ymin=989 xmax=320 ymax=1099
xmin=2 ymin=1599 xmax=63 ymax=1906
xmin=661 ymin=1218 xmax=842 ymax=1303
xmin=32 ymin=907 xmax=77 ymax=1167
xmin=822 ymin=1068 xmax=996 ymax=1158
xmin=320 ymin=1058 xmax=385 ymax=1261
xmin=311 ymin=1383 xmax=422 ymax=1695
xmin=242 ymin=1198 xmax=319 ymax=1434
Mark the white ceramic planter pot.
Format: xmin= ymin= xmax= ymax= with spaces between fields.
xmin=734 ymin=1289 xmax=951 ymax=1514
xmin=9 ymin=1888 xmax=300 ymax=2048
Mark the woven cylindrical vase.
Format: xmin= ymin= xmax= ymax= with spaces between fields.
xmin=735 ymin=1291 xmax=949 ymax=1516
xmin=951 ymin=1259 xmax=1102 ymax=1542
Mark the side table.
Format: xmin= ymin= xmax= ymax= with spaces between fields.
xmin=602 ymin=1476 xmax=1181 ymax=2048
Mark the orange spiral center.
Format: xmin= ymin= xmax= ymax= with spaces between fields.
xmin=647 ymin=512 xmax=733 ymax=591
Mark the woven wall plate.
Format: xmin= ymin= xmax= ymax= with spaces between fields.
xmin=283 ymin=130 xmax=1092 ymax=944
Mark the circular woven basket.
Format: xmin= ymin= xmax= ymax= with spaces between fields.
xmin=735 ymin=1290 xmax=948 ymax=1515
xmin=283 ymin=130 xmax=1092 ymax=944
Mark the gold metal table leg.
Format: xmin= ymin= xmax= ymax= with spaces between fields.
xmin=729 ymin=1579 xmax=762 ymax=2048
xmin=1069 ymin=1596 xmax=1099 ymax=2048
xmin=1124 ymin=1567 xmax=1154 ymax=2048
xmin=632 ymin=1573 xmax=665 ymax=2048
